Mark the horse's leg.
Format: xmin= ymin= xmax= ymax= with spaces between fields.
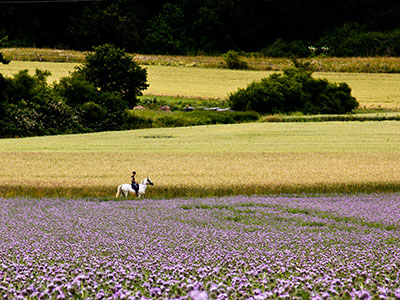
xmin=115 ymin=185 xmax=121 ymax=198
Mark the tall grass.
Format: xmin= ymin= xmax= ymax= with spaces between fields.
xmin=1 ymin=182 xmax=400 ymax=199
xmin=5 ymin=48 xmax=400 ymax=72
xmin=2 ymin=48 xmax=87 ymax=62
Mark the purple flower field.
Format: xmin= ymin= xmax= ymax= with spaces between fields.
xmin=1 ymin=194 xmax=400 ymax=299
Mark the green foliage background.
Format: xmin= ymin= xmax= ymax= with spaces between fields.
xmin=1 ymin=1 xmax=400 ymax=56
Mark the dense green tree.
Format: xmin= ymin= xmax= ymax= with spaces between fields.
xmin=54 ymin=44 xmax=149 ymax=131
xmin=144 ymin=3 xmax=187 ymax=54
xmin=76 ymin=44 xmax=148 ymax=108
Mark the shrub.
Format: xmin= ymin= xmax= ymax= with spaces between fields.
xmin=55 ymin=70 xmax=128 ymax=132
xmin=54 ymin=73 xmax=98 ymax=106
xmin=222 ymin=50 xmax=248 ymax=70
xmin=79 ymin=101 xmax=107 ymax=131
xmin=228 ymin=67 xmax=358 ymax=114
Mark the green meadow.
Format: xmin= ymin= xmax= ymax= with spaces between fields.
xmin=1 ymin=122 xmax=399 ymax=154
xmin=1 ymin=61 xmax=400 ymax=109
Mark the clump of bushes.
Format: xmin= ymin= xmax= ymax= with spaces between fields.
xmin=0 ymin=69 xmax=80 ymax=137
xmin=222 ymin=50 xmax=248 ymax=70
xmin=228 ymin=66 xmax=359 ymax=114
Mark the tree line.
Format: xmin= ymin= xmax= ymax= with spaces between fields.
xmin=1 ymin=0 xmax=400 ymax=56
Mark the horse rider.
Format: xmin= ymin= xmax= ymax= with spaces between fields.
xmin=131 ymin=171 xmax=139 ymax=195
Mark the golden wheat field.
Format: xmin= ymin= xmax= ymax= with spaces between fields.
xmin=2 ymin=61 xmax=400 ymax=109
xmin=1 ymin=122 xmax=400 ymax=197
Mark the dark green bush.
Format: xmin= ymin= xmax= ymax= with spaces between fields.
xmin=55 ymin=73 xmax=127 ymax=130
xmin=228 ymin=67 xmax=359 ymax=114
xmin=222 ymin=50 xmax=248 ymax=70
xmin=54 ymin=73 xmax=98 ymax=106
xmin=79 ymin=101 xmax=107 ymax=131
xmin=1 ymin=69 xmax=78 ymax=137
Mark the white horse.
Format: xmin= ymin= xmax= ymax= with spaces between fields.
xmin=115 ymin=177 xmax=154 ymax=198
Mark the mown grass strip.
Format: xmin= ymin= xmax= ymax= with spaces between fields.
xmin=262 ymin=113 xmax=400 ymax=122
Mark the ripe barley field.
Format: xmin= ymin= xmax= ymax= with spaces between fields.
xmin=2 ymin=61 xmax=400 ymax=109
xmin=1 ymin=122 xmax=399 ymax=198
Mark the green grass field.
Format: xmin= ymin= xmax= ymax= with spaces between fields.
xmin=2 ymin=61 xmax=400 ymax=109
xmin=1 ymin=122 xmax=400 ymax=198
xmin=1 ymin=122 xmax=399 ymax=153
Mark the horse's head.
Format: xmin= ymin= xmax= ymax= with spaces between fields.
xmin=144 ymin=177 xmax=154 ymax=186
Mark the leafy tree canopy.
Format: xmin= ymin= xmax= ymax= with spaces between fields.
xmin=76 ymin=44 xmax=148 ymax=107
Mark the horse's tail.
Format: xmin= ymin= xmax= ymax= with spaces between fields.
xmin=116 ymin=185 xmax=122 ymax=198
